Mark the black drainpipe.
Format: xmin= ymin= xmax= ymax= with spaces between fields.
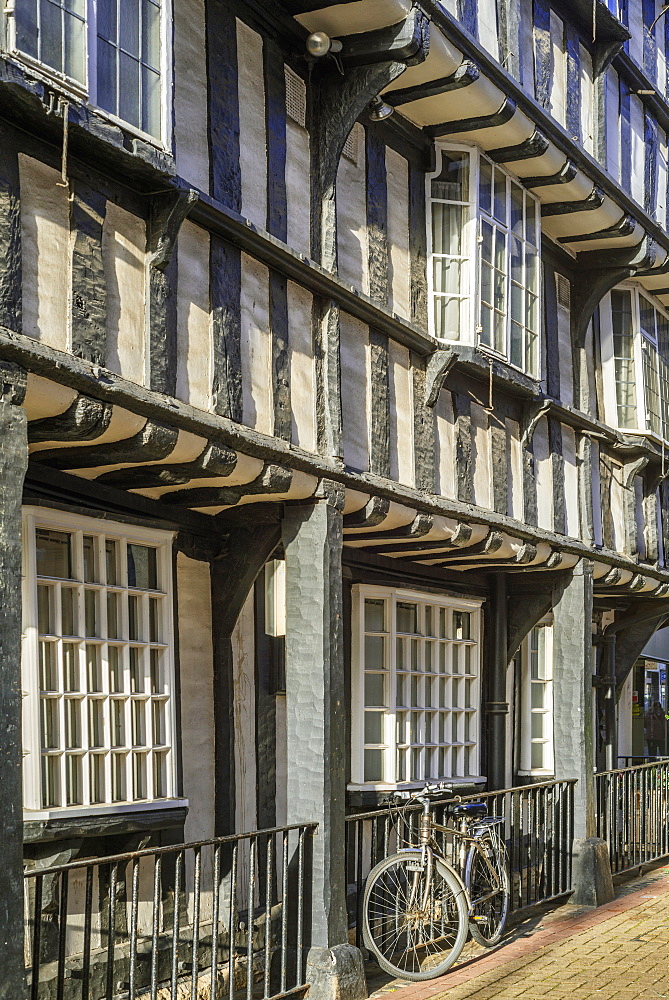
xmin=486 ymin=573 xmax=509 ymax=790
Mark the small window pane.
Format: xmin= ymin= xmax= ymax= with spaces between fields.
xmin=119 ymin=0 xmax=140 ymax=52
xmin=531 ymin=713 xmax=545 ymax=739
xmin=111 ymin=701 xmax=125 ymax=747
xmin=132 ymin=700 xmax=146 ymax=746
xmin=364 ymin=599 xmax=385 ymax=632
xmin=531 ymin=742 xmax=544 ymax=769
xmin=98 ymin=0 xmax=117 ymax=42
xmin=15 ymin=0 xmax=39 ymax=58
xmin=127 ymin=545 xmax=158 ymax=590
xmin=364 ymin=673 xmax=385 ymax=706
xmin=112 ymin=753 xmax=126 ymax=801
xmin=150 ymin=648 xmax=163 ymax=693
xmin=149 ymin=597 xmax=160 ymax=642
xmin=36 ymin=530 xmax=72 ymax=579
xmin=128 ymin=595 xmax=140 ymax=641
xmin=86 ymin=644 xmax=102 ymax=691
xmin=432 ymin=150 xmax=469 ymax=201
xmin=42 ymin=755 xmax=61 ymax=808
xmin=65 ymin=699 xmax=82 ymax=748
xmin=531 ymin=684 xmax=545 ymax=710
xmin=89 ymin=701 xmax=104 ymax=748
xmin=364 ymin=748 xmax=383 ymax=782
xmin=493 ymin=170 xmax=507 ymax=224
xmin=364 ymin=712 xmax=384 ymax=745
xmin=38 ymin=585 xmax=54 ymax=634
xmin=41 ymin=0 xmax=63 ymax=73
xmin=453 ymin=612 xmax=470 ymax=640
xmin=64 ymin=7 xmax=85 ymax=81
xmin=85 ymin=590 xmax=99 ymax=637
xmin=39 ymin=642 xmax=58 ymax=691
xmin=142 ymin=0 xmax=161 ymax=68
xmin=396 ymin=602 xmax=417 ymax=634
xmin=41 ymin=698 xmax=59 ymax=748
xmin=364 ymin=635 xmax=385 ymax=670
xmin=109 ymin=645 xmax=123 ymax=692
xmin=152 ymin=700 xmax=165 ymax=745
xmin=130 ymin=647 xmax=143 ymax=692
xmin=105 ymin=539 xmax=119 ymax=586
xmin=153 ymin=751 xmax=167 ymax=798
xmin=90 ymin=754 xmax=105 ymax=802
xmin=63 ymin=644 xmax=79 ymax=691
xmin=61 ymin=587 xmax=78 ymax=637
xmin=83 ymin=537 xmax=97 ymax=583
xmin=119 ymin=50 xmax=140 ymax=128
xmin=141 ymin=65 xmax=161 ymax=137
xmin=510 ymin=183 xmax=524 ymax=237
xmin=479 ymin=157 xmax=492 ymax=215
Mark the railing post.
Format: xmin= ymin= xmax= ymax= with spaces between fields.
xmin=552 ymin=560 xmax=613 ymax=905
xmin=282 ymin=486 xmax=366 ymax=1000
xmin=0 ymin=369 xmax=28 ymax=1000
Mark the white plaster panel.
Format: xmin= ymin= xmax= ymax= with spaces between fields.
xmin=340 ymin=312 xmax=370 ymax=473
xmin=605 ymin=67 xmax=620 ymax=183
xmin=533 ymin=416 xmax=553 ymax=530
xmin=389 ymin=341 xmax=414 ymax=487
xmin=434 ymin=391 xmax=455 ymax=499
xmin=518 ymin=0 xmax=535 ymax=95
xmin=579 ymin=45 xmax=594 ymax=155
xmin=286 ymin=117 xmax=311 ymax=256
xmin=288 ymin=281 xmax=316 ymax=452
xmin=658 ymin=132 xmax=668 ymax=225
xmin=549 ymin=11 xmax=566 ymax=127
xmin=630 ymin=95 xmax=645 ymax=208
xmin=174 ymin=0 xmax=209 ymax=192
xmin=591 ymin=439 xmax=603 ymax=548
xmin=385 ymin=147 xmax=410 ymax=320
xmin=477 ymin=0 xmax=499 ymax=60
xmin=103 ymin=202 xmax=146 ymax=386
xmin=240 ymin=254 xmax=273 ymax=435
xmin=506 ymin=418 xmax=523 ymax=520
xmin=177 ymin=553 xmax=215 ymax=844
xmin=471 ymin=402 xmax=492 ymax=510
xmin=562 ymin=424 xmax=579 ymax=539
xmin=585 ymin=319 xmax=597 ymax=417
xmin=659 ymin=10 xmax=667 ymax=92
xmin=19 ymin=154 xmax=70 ymax=350
xmin=232 ymin=590 xmax=257 ymax=838
xmin=627 ymin=2 xmax=643 ymax=67
xmin=337 ymin=124 xmax=368 ymax=294
xmin=176 ymin=220 xmax=211 ymax=411
xmin=557 ymin=293 xmax=573 ymax=406
xmin=237 ymin=20 xmax=267 ymax=230
xmin=609 ymin=460 xmax=625 ymax=552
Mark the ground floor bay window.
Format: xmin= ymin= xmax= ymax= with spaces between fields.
xmin=21 ymin=507 xmax=179 ymax=818
xmin=350 ymin=585 xmax=482 ymax=789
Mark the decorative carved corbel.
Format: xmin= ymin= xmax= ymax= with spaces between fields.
xmin=425 ymin=350 xmax=459 ymax=407
xmin=147 ymin=186 xmax=199 ymax=272
xmin=521 ymin=399 xmax=550 ymax=446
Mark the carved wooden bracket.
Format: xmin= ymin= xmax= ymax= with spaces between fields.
xmin=425 ymin=349 xmax=458 ymax=407
xmin=148 ymin=186 xmax=199 ymax=272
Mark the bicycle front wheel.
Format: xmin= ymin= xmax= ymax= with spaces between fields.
xmin=465 ymin=831 xmax=510 ymax=947
xmin=362 ymin=851 xmax=469 ymax=981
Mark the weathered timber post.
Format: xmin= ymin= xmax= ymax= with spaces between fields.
xmin=282 ymin=484 xmax=366 ymax=1000
xmin=486 ymin=573 xmax=509 ymax=790
xmin=552 ymin=560 xmax=613 ymax=906
xmin=0 ymin=363 xmax=29 ymax=1000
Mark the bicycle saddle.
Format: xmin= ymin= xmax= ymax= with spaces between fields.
xmin=449 ymin=801 xmax=487 ymax=819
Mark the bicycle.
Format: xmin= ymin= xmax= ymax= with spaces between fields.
xmin=361 ymin=782 xmax=510 ymax=981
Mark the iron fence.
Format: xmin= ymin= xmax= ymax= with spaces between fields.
xmin=596 ymin=760 xmax=669 ymax=874
xmin=345 ymin=779 xmax=575 ymax=946
xmin=24 ymin=823 xmax=317 ymax=1000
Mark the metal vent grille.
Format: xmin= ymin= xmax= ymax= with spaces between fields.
xmin=556 ymin=273 xmax=571 ymax=310
xmin=343 ymin=123 xmax=361 ymax=165
xmin=284 ymin=66 xmax=306 ymax=128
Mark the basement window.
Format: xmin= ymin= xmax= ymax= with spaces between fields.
xmin=21 ymin=507 xmax=178 ymax=816
xmin=428 ymin=144 xmax=541 ymax=378
xmin=350 ymin=585 xmax=482 ymax=789
xmin=8 ymin=0 xmax=168 ymax=143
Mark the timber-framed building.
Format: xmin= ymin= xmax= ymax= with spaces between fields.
xmin=3 ymin=1 xmax=669 ymax=997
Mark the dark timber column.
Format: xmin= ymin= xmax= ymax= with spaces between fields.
xmin=0 ymin=364 xmax=28 ymax=1000
xmin=552 ymin=561 xmax=612 ymax=905
xmin=282 ymin=486 xmax=366 ymax=1000
xmin=486 ymin=574 xmax=508 ymax=790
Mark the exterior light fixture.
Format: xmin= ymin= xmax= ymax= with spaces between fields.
xmin=305 ymin=31 xmax=342 ymax=58
xmin=368 ymin=96 xmax=394 ymax=121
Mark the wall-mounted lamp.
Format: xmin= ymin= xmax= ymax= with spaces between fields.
xmin=368 ymin=95 xmax=394 ymax=121
xmin=305 ymin=31 xmax=342 ymax=58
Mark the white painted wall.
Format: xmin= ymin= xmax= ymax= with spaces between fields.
xmin=627 ymin=1 xmax=644 ymax=67
xmin=506 ymin=417 xmax=523 ymax=520
xmin=103 ymin=202 xmax=147 ymax=386
xmin=174 ymin=0 xmax=209 ymax=192
xmin=434 ymin=391 xmax=456 ymax=499
xmin=177 ymin=553 xmax=215 ymax=844
xmin=557 ymin=286 xmax=573 ymax=406
xmin=605 ymin=68 xmax=620 ymax=183
xmin=610 ymin=459 xmax=625 ymax=553
xmin=477 ymin=0 xmax=499 ymax=60
xmin=240 ymin=254 xmax=273 ymax=434
xmin=336 ymin=124 xmax=368 ymax=294
xmin=580 ymin=45 xmax=594 ymax=154
xmin=340 ymin=313 xmax=370 ymax=472
xmin=471 ymin=402 xmax=492 ymax=509
xmin=630 ymin=95 xmax=645 ymax=208
xmin=385 ymin=147 xmax=410 ymax=320
xmin=288 ymin=281 xmax=316 ymax=451
xmin=658 ymin=131 xmax=668 ymax=225
xmin=286 ymin=113 xmax=311 ymax=255
xmin=19 ymin=154 xmax=70 ymax=351
xmin=389 ymin=341 xmax=414 ymax=486
xmin=176 ymin=221 xmax=212 ymax=411
xmin=533 ymin=416 xmax=553 ymax=530
xmin=237 ymin=20 xmax=267 ymax=230
xmin=549 ymin=11 xmax=566 ymax=127
xmin=562 ymin=424 xmax=579 ymax=538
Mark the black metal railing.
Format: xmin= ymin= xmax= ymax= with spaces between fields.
xmin=345 ymin=779 xmax=575 ymax=945
xmin=24 ymin=823 xmax=317 ymax=1000
xmin=617 ymin=756 xmax=669 ymax=768
xmin=596 ymin=760 xmax=669 ymax=874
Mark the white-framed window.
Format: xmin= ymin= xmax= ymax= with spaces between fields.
xmin=7 ymin=0 xmax=169 ymax=144
xmin=520 ymin=621 xmax=554 ymax=775
xmin=428 ymin=144 xmax=541 ymax=378
xmin=351 ymin=585 xmax=482 ymax=789
xmin=600 ymin=285 xmax=669 ymax=441
xmin=22 ymin=507 xmax=179 ymax=817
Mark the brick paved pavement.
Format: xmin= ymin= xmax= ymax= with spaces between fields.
xmin=367 ymin=863 xmax=669 ymax=1000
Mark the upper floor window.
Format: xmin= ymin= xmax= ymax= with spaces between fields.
xmin=9 ymin=0 xmax=165 ymax=142
xmin=351 ymin=585 xmax=482 ymax=789
xmin=22 ymin=507 xmax=177 ymax=815
xmin=429 ymin=145 xmax=541 ymax=378
xmin=601 ymin=286 xmax=669 ymax=441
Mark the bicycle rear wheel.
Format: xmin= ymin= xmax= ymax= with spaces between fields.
xmin=362 ymin=851 xmax=469 ymax=981
xmin=465 ymin=831 xmax=510 ymax=947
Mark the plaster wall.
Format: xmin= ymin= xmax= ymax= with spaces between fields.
xmin=562 ymin=424 xmax=579 ymax=538
xmin=580 ymin=45 xmax=594 ymax=155
xmin=174 ymin=0 xmax=209 ymax=192
xmin=336 ymin=124 xmax=368 ymax=294
xmin=340 ymin=312 xmax=370 ymax=472
xmin=176 ymin=220 xmax=211 ymax=411
xmin=19 ymin=154 xmax=70 ymax=351
xmin=630 ymin=95 xmax=645 ymax=207
xmin=385 ymin=147 xmax=410 ymax=320
xmin=286 ymin=113 xmax=311 ymax=256
xmin=477 ymin=0 xmax=499 ymax=60
xmin=658 ymin=131 xmax=668 ymax=224
xmin=605 ymin=67 xmax=620 ymax=183
xmin=240 ymin=254 xmax=273 ymax=435
xmin=103 ymin=202 xmax=146 ymax=386
xmin=610 ymin=460 xmax=625 ymax=553
xmin=471 ymin=402 xmax=492 ymax=509
xmin=557 ymin=290 xmax=573 ymax=406
xmin=506 ymin=417 xmax=523 ymax=519
xmin=627 ymin=2 xmax=644 ymax=68
xmin=389 ymin=341 xmax=414 ymax=486
xmin=237 ymin=20 xmax=268 ymax=230
xmin=288 ymin=281 xmax=317 ymax=451
xmin=434 ymin=391 xmax=456 ymax=499
xmin=533 ymin=416 xmax=553 ymax=531
xmin=549 ymin=10 xmax=566 ymax=128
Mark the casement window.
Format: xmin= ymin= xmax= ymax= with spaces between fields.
xmin=520 ymin=621 xmax=554 ymax=775
xmin=8 ymin=0 xmax=167 ymax=142
xmin=428 ymin=145 xmax=541 ymax=378
xmin=351 ymin=585 xmax=482 ymax=788
xmin=22 ymin=508 xmax=178 ymax=816
xmin=601 ymin=286 xmax=669 ymax=441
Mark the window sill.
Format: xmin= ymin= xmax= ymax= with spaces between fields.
xmin=451 ymin=346 xmax=543 ymax=401
xmin=23 ymin=799 xmax=189 ymax=843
